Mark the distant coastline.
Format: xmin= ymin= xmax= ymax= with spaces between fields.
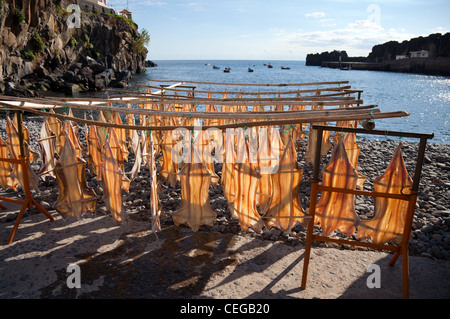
xmin=306 ymin=32 xmax=450 ymax=76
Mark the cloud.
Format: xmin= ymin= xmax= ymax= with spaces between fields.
xmin=144 ymin=1 xmax=168 ymax=6
xmin=185 ymin=2 xmax=206 ymax=12
xmin=276 ymin=18 xmax=417 ymax=58
xmin=305 ymin=11 xmax=326 ymax=18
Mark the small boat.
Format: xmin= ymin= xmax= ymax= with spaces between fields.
xmin=224 ymin=67 xmax=231 ymax=73
xmin=267 ymin=63 xmax=273 ymax=68
xmin=205 ymin=63 xmax=210 ymax=66
xmin=248 ymin=67 xmax=254 ymax=72
xmin=281 ymin=66 xmax=290 ymax=70
xmin=212 ymin=65 xmax=220 ymax=69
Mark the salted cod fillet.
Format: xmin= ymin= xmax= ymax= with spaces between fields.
xmin=54 ymin=135 xmax=98 ymax=218
xmin=314 ymin=138 xmax=359 ymax=237
xmin=263 ymin=136 xmax=309 ymax=232
xmin=356 ymin=144 xmax=413 ymax=245
xmin=172 ymin=143 xmax=216 ymax=232
xmin=101 ymin=140 xmax=126 ymax=222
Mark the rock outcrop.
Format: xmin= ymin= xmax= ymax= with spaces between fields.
xmin=0 ymin=0 xmax=149 ymax=95
xmin=305 ymin=32 xmax=450 ymax=76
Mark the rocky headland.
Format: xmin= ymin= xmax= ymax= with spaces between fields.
xmin=306 ymin=32 xmax=450 ymax=76
xmin=0 ymin=0 xmax=155 ymax=97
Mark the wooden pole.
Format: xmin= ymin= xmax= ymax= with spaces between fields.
xmin=4 ymin=111 xmax=55 ymax=244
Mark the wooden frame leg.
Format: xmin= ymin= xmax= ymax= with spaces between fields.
xmin=7 ymin=198 xmax=30 ymax=244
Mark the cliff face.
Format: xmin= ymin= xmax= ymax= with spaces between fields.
xmin=367 ymin=33 xmax=450 ymax=62
xmin=0 ymin=0 xmax=148 ymax=95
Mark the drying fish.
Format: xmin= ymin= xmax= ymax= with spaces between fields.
xmin=172 ymin=144 xmax=216 ymax=232
xmin=38 ymin=119 xmax=57 ymax=178
xmin=46 ymin=111 xmax=64 ymax=155
xmin=159 ymin=129 xmax=179 ymax=187
xmin=255 ymin=126 xmax=281 ymax=214
xmin=314 ymin=138 xmax=359 ymax=237
xmin=193 ymin=130 xmax=219 ymax=186
xmin=305 ymin=105 xmax=332 ymax=165
xmin=356 ymin=145 xmax=413 ymax=245
xmin=125 ymin=104 xmax=135 ymax=144
xmin=96 ymin=111 xmax=108 ymax=149
xmin=205 ymin=92 xmax=220 ymax=127
xmin=263 ymin=136 xmax=309 ymax=232
xmin=340 ymin=132 xmax=367 ymax=189
xmin=61 ymin=120 xmax=83 ymax=158
xmin=128 ymin=129 xmax=142 ymax=181
xmin=232 ymin=130 xmax=262 ymax=232
xmin=5 ymin=116 xmax=40 ymax=192
xmin=0 ymin=135 xmax=19 ymax=191
xmin=222 ymin=128 xmax=237 ymax=209
xmin=109 ymin=128 xmax=131 ymax=193
xmin=107 ymin=127 xmax=125 ymax=171
xmin=54 ymin=135 xmax=98 ymax=218
xmin=112 ymin=112 xmax=129 ymax=161
xmin=147 ymin=133 xmax=163 ymax=233
xmin=101 ymin=140 xmax=126 ymax=222
xmin=86 ymin=119 xmax=102 ymax=180
xmin=12 ymin=113 xmax=39 ymax=163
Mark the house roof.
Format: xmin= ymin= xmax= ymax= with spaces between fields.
xmin=120 ymin=9 xmax=132 ymax=13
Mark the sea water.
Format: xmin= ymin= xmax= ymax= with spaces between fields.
xmin=128 ymin=60 xmax=449 ymax=144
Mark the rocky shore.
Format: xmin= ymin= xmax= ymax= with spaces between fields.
xmin=1 ymin=117 xmax=448 ymax=261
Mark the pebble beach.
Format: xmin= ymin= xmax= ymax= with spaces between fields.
xmin=0 ymin=116 xmax=449 ymax=299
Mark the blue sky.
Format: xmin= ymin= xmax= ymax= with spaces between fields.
xmin=107 ymin=0 xmax=450 ymax=60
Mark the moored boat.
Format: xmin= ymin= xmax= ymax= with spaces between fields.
xmin=224 ymin=67 xmax=231 ymax=73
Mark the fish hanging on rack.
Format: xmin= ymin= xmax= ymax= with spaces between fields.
xmin=231 ymin=130 xmax=262 ymax=232
xmin=356 ymin=144 xmax=413 ymax=245
xmin=86 ymin=118 xmax=102 ymax=180
xmin=263 ymin=136 xmax=309 ymax=232
xmin=12 ymin=113 xmax=39 ymax=164
xmin=255 ymin=126 xmax=281 ymax=215
xmin=46 ymin=110 xmax=64 ymax=155
xmin=159 ymin=129 xmax=179 ymax=187
xmin=0 ymin=135 xmax=19 ymax=191
xmin=112 ymin=112 xmax=129 ymax=162
xmin=54 ymin=135 xmax=98 ymax=218
xmin=314 ymin=138 xmax=359 ymax=237
xmin=38 ymin=119 xmax=57 ymax=178
xmin=340 ymin=132 xmax=367 ymax=189
xmin=101 ymin=140 xmax=126 ymax=222
xmin=205 ymin=92 xmax=220 ymax=127
xmin=172 ymin=142 xmax=216 ymax=232
xmin=5 ymin=116 xmax=40 ymax=192
xmin=107 ymin=128 xmax=131 ymax=192
xmin=222 ymin=128 xmax=237 ymax=210
xmin=192 ymin=129 xmax=219 ymax=187
xmin=125 ymin=104 xmax=135 ymax=145
xmin=128 ymin=129 xmax=142 ymax=181
xmin=61 ymin=120 xmax=83 ymax=158
xmin=147 ymin=132 xmax=163 ymax=233
xmin=96 ymin=111 xmax=108 ymax=150
xmin=305 ymin=104 xmax=332 ymax=165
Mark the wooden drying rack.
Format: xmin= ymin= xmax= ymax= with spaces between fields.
xmin=300 ymin=124 xmax=434 ymax=299
xmin=0 ymin=110 xmax=55 ymax=244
